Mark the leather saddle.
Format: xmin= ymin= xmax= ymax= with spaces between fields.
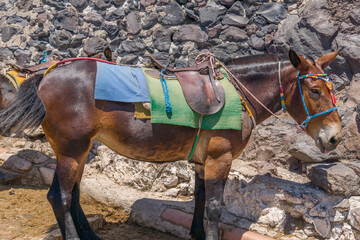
xmin=7 ymin=59 xmax=61 ymax=77
xmin=144 ymin=55 xmax=225 ymax=115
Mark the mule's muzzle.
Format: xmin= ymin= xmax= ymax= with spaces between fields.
xmin=317 ymin=128 xmax=342 ymax=153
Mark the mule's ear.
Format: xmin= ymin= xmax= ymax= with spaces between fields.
xmin=104 ymin=47 xmax=112 ymax=62
xmin=289 ymin=50 xmax=311 ymax=73
xmin=315 ymin=49 xmax=340 ymax=70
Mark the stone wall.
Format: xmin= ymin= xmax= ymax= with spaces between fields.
xmin=1 ymin=0 xmax=360 ymax=239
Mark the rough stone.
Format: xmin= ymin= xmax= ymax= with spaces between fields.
xmin=140 ymin=0 xmax=156 ymax=7
xmin=257 ymin=3 xmax=287 ymax=24
xmin=101 ymin=22 xmax=119 ymax=39
xmin=83 ymin=36 xmax=106 ymax=56
xmin=172 ymin=24 xmax=208 ymax=44
xmin=153 ymin=27 xmax=172 ymax=52
xmin=162 ymin=1 xmax=185 ymax=26
xmin=348 ymin=197 xmax=360 ymax=231
xmin=142 ymin=13 xmax=158 ymax=30
xmin=1 ymin=26 xmax=21 ymax=42
xmin=0 ymin=168 xmax=21 ymax=184
xmin=164 ymin=176 xmax=179 ymax=188
xmin=54 ymin=8 xmax=79 ymax=32
xmin=105 ymin=8 xmax=126 ymax=21
xmin=14 ymin=49 xmax=32 ymax=66
xmin=7 ymin=155 xmax=32 ymax=172
xmin=69 ymin=0 xmax=88 ymax=12
xmin=39 ymin=167 xmax=55 ymax=186
xmin=0 ymin=47 xmax=14 ymax=61
xmin=199 ymin=0 xmax=226 ymax=26
xmin=350 ymin=8 xmax=360 ymax=25
xmin=248 ymin=35 xmax=265 ymax=51
xmin=222 ymin=14 xmax=249 ymax=28
xmin=126 ymin=11 xmax=141 ymax=34
xmin=288 ymin=135 xmax=340 ymax=163
xmin=84 ymin=12 xmax=103 ymax=26
xmin=307 ymin=163 xmax=360 ymax=196
xmin=220 ymin=26 xmax=248 ymax=42
xmin=228 ymin=1 xmax=246 ymax=17
xmin=120 ymin=39 xmax=146 ymax=53
xmin=92 ymin=0 xmax=111 ymax=10
xmin=49 ymin=29 xmax=72 ymax=51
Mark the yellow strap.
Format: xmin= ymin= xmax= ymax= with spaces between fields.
xmin=5 ymin=72 xmax=19 ymax=89
xmin=43 ymin=63 xmax=58 ymax=77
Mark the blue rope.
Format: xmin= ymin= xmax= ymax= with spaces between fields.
xmin=41 ymin=51 xmax=47 ymax=64
xmin=297 ymin=71 xmax=337 ymax=129
xmin=160 ymin=69 xmax=172 ymax=113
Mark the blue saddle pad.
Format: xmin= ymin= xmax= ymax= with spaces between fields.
xmin=94 ymin=61 xmax=150 ymax=102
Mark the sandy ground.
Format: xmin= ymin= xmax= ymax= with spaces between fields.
xmin=0 ymin=185 xmax=181 ymax=240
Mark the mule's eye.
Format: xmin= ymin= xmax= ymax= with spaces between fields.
xmin=311 ymin=89 xmax=320 ymax=95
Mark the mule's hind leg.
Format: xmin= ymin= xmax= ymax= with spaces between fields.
xmin=70 ymin=181 xmax=101 ymax=240
xmin=204 ymin=148 xmax=232 ymax=240
xmin=190 ymin=164 xmax=206 ymax=240
xmin=46 ymin=133 xmax=97 ymax=240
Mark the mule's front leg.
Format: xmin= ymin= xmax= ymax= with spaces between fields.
xmin=204 ymin=141 xmax=232 ymax=240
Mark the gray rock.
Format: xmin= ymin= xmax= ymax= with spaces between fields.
xmin=1 ymin=26 xmax=21 ymax=42
xmin=105 ymin=8 xmax=126 ymax=21
xmin=49 ymin=29 xmax=72 ymax=50
xmin=39 ymin=167 xmax=55 ymax=186
xmin=15 ymin=0 xmax=34 ymax=10
xmin=207 ymin=24 xmax=222 ymax=39
xmin=348 ymin=198 xmax=360 ymax=231
xmin=184 ymin=8 xmax=199 ymax=22
xmin=219 ymin=0 xmax=234 ymax=6
xmin=126 ymin=11 xmax=141 ymax=34
xmin=140 ymin=0 xmax=156 ymax=7
xmin=307 ymin=163 xmax=360 ymax=196
xmin=92 ymin=0 xmax=111 ymax=10
xmin=101 ymin=22 xmax=119 ymax=39
xmin=303 ymin=10 xmax=338 ymax=43
xmin=70 ymin=34 xmax=87 ymax=48
xmin=14 ymin=49 xmax=32 ymax=66
xmin=120 ymin=39 xmax=146 ymax=53
xmin=257 ymin=3 xmax=287 ymax=24
xmin=120 ymin=54 xmax=138 ymax=64
xmin=199 ymin=0 xmax=226 ymax=26
xmin=84 ymin=12 xmax=103 ymax=27
xmin=248 ymin=35 xmax=265 ymax=51
xmin=220 ymin=26 xmax=248 ymax=42
xmin=0 ymin=168 xmax=21 ymax=184
xmin=0 ymin=48 xmax=14 ymax=61
xmin=153 ymin=27 xmax=172 ymax=52
xmin=336 ymin=34 xmax=360 ymax=75
xmin=7 ymin=155 xmax=32 ymax=172
xmin=83 ymin=37 xmax=106 ymax=56
xmin=164 ymin=176 xmax=178 ymax=188
xmin=313 ymin=217 xmax=331 ymax=238
xmin=69 ymin=0 xmax=88 ymax=12
xmin=17 ymin=150 xmax=50 ymax=165
xmin=172 ymin=24 xmax=208 ymax=44
xmin=350 ymin=8 xmax=360 ymax=25
xmin=54 ymin=8 xmax=79 ymax=32
xmin=162 ymin=1 xmax=185 ymax=25
xmin=222 ymin=14 xmax=249 ymax=28
xmin=288 ymin=135 xmax=340 ymax=163
xmin=142 ymin=13 xmax=158 ymax=30
xmin=228 ymin=1 xmax=245 ymax=17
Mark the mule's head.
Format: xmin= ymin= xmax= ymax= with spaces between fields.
xmin=0 ymin=73 xmax=17 ymax=110
xmin=286 ymin=50 xmax=342 ymax=153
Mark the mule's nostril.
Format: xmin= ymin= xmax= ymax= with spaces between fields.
xmin=329 ymin=137 xmax=337 ymax=145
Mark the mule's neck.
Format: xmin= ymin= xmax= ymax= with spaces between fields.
xmin=228 ymin=57 xmax=298 ymax=125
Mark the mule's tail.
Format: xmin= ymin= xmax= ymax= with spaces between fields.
xmin=0 ymin=74 xmax=46 ymax=135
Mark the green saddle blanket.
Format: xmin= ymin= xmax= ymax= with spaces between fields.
xmin=142 ymin=67 xmax=242 ymax=130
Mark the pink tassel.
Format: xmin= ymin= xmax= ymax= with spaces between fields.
xmin=330 ymin=92 xmax=336 ymax=104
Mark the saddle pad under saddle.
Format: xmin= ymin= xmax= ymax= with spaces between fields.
xmin=142 ymin=67 xmax=242 ymax=130
xmin=94 ymin=61 xmax=150 ymax=102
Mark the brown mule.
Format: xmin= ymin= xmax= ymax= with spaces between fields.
xmin=0 ymin=50 xmax=341 ymax=240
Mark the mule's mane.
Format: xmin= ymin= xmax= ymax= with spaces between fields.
xmin=226 ymin=53 xmax=291 ymax=82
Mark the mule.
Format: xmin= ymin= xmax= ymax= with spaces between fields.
xmin=0 ymin=50 xmax=341 ymax=240
xmin=0 ymin=47 xmax=112 ymax=110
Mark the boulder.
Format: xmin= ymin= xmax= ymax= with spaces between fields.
xmin=83 ymin=37 xmax=106 ymax=56
xmin=1 ymin=26 xmax=22 ymax=42
xmin=199 ymin=0 xmax=226 ymax=26
xmin=53 ymin=8 xmax=79 ymax=32
xmin=69 ymin=0 xmax=88 ymax=12
xmin=248 ymin=35 xmax=265 ymax=51
xmin=307 ymin=163 xmax=360 ymax=196
xmin=126 ymin=11 xmax=141 ymax=34
xmin=219 ymin=26 xmax=248 ymax=42
xmin=162 ymin=1 xmax=185 ymax=26
xmin=173 ymin=24 xmax=208 ymax=44
xmin=221 ymin=14 xmax=249 ymax=28
xmin=49 ymin=30 xmax=72 ymax=50
xmin=257 ymin=3 xmax=287 ymax=24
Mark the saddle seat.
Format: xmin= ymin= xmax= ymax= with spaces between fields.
xmin=7 ymin=59 xmax=61 ymax=77
xmin=144 ymin=55 xmax=226 ymax=115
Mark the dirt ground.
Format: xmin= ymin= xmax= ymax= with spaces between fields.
xmin=0 ymin=185 xmax=181 ymax=240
